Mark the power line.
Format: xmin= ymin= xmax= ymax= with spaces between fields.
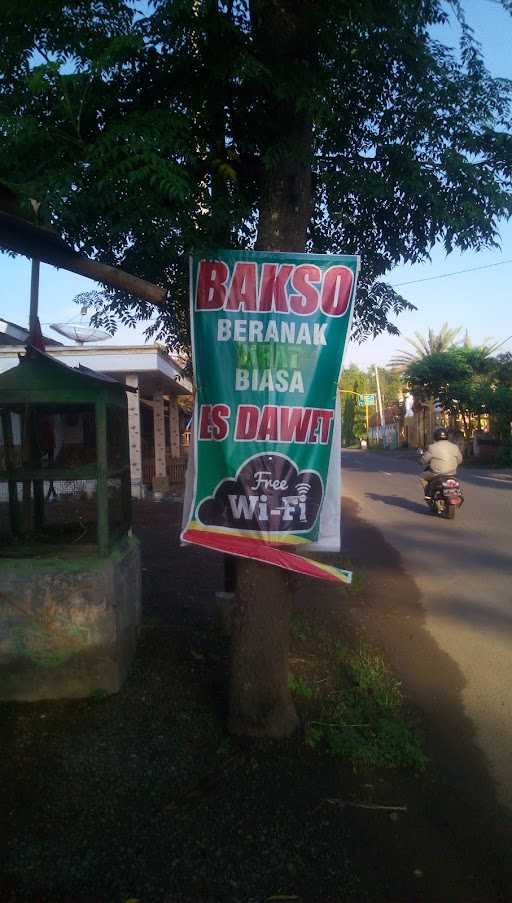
xmin=390 ymin=258 xmax=512 ymax=287
xmin=490 ymin=334 xmax=512 ymax=353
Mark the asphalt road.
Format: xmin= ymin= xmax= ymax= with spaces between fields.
xmin=341 ymin=448 xmax=512 ymax=810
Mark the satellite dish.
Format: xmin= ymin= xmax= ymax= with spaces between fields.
xmin=50 ymin=301 xmax=112 ymax=345
xmin=50 ymin=324 xmax=111 ymax=344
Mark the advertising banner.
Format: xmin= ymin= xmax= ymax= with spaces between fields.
xmin=181 ymin=249 xmax=359 ymax=583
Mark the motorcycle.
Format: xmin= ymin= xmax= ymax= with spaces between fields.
xmin=417 ymin=449 xmax=464 ymax=519
xmin=425 ymin=474 xmax=464 ymax=519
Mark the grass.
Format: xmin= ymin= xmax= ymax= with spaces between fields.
xmin=306 ymin=647 xmax=428 ymax=771
xmin=289 ymin=616 xmax=427 ymax=773
xmin=290 ymin=613 xmax=315 ymax=643
xmin=288 ymin=674 xmax=315 ymax=701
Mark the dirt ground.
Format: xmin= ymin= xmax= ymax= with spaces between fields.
xmin=1 ymin=497 xmax=512 ymax=903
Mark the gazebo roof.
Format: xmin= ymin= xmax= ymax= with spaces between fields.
xmin=0 ymin=345 xmax=133 ymax=406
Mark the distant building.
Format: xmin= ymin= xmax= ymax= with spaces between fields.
xmin=0 ymin=321 xmax=192 ymax=497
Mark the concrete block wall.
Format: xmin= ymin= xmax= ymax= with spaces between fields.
xmin=0 ymin=538 xmax=141 ymax=701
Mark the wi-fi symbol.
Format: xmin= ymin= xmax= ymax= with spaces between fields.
xmin=296 ymin=483 xmax=311 ymax=500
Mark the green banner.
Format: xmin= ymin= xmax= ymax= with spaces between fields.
xmin=182 ymin=249 xmax=359 ymax=557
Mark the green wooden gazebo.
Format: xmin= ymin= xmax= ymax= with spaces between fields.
xmin=0 ymin=346 xmax=133 ymax=556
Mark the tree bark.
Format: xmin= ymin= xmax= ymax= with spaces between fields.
xmin=251 ymin=0 xmax=314 ymax=252
xmin=256 ymin=108 xmax=312 ymax=252
xmin=228 ymin=0 xmax=314 ymax=739
xmin=228 ymin=560 xmax=297 ymax=737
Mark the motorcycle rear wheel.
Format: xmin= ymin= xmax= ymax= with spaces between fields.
xmin=445 ymin=505 xmax=456 ymax=519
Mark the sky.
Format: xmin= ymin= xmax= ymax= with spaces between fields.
xmin=1 ymin=1 xmax=512 ymax=366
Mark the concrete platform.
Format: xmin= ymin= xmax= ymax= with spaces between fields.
xmin=0 ymin=537 xmax=141 ymax=701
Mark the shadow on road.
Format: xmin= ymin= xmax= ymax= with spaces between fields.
xmin=431 ymin=596 xmax=512 ymax=636
xmin=463 ymin=472 xmax=512 ymax=490
xmin=366 ymin=491 xmax=430 ymax=515
xmin=343 ymin=448 xmax=512 ymax=490
xmin=336 ymin=496 xmax=512 ymax=900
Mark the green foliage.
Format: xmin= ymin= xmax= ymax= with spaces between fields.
xmin=90 ymin=687 xmax=109 ymax=702
xmin=377 ymin=367 xmax=403 ymax=409
xmin=1 ymin=2 xmax=512 ymax=347
xmin=405 ymin=345 xmax=512 ymax=438
xmin=390 ymin=324 xmax=464 ymax=370
xmin=340 ymin=368 xmax=370 ymax=441
xmin=341 ymin=363 xmax=402 ymax=429
xmin=406 ymin=349 xmax=472 ymax=405
xmin=494 ymin=352 xmax=512 ymax=387
xmin=288 ymin=674 xmax=315 ymax=701
xmin=495 ymin=445 xmax=512 ymax=467
xmin=342 ymin=392 xmax=357 ymax=446
xmin=306 ymin=648 xmax=428 ymax=771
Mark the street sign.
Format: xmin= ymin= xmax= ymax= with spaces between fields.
xmin=359 ymin=393 xmax=376 ymax=406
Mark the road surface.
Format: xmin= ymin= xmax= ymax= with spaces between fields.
xmin=341 ymin=448 xmax=512 ymax=809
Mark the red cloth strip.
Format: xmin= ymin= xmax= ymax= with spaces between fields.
xmin=182 ymin=527 xmax=350 ymax=584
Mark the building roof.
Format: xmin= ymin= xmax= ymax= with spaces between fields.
xmin=0 ymin=345 xmax=130 ymax=406
xmin=0 ymin=334 xmax=193 ymax=397
xmin=0 ymin=317 xmax=61 ymax=347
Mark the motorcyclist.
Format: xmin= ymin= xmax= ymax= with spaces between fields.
xmin=421 ymin=427 xmax=463 ymax=497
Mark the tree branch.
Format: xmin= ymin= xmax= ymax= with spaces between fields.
xmin=0 ymin=212 xmax=167 ymax=307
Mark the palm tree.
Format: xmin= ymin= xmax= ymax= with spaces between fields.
xmin=460 ymin=330 xmax=500 ymax=355
xmin=389 ymin=323 xmax=463 ymax=370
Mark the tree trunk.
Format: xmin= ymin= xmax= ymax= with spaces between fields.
xmin=250 ymin=0 xmax=313 ymax=253
xmin=228 ymin=0 xmax=314 ymax=739
xmin=228 ymin=560 xmax=297 ymax=737
xmin=256 ymin=109 xmax=312 ymax=252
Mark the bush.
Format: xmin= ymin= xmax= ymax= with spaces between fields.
xmin=495 ymin=445 xmax=512 ymax=468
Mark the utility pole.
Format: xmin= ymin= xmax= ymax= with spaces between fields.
xmin=375 ymin=365 xmax=384 ymax=440
xmin=29 ymin=258 xmax=40 ymax=337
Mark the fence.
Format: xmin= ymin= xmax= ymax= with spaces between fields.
xmin=142 ymin=454 xmax=186 ymax=486
xmin=369 ymin=424 xmax=399 ymax=449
